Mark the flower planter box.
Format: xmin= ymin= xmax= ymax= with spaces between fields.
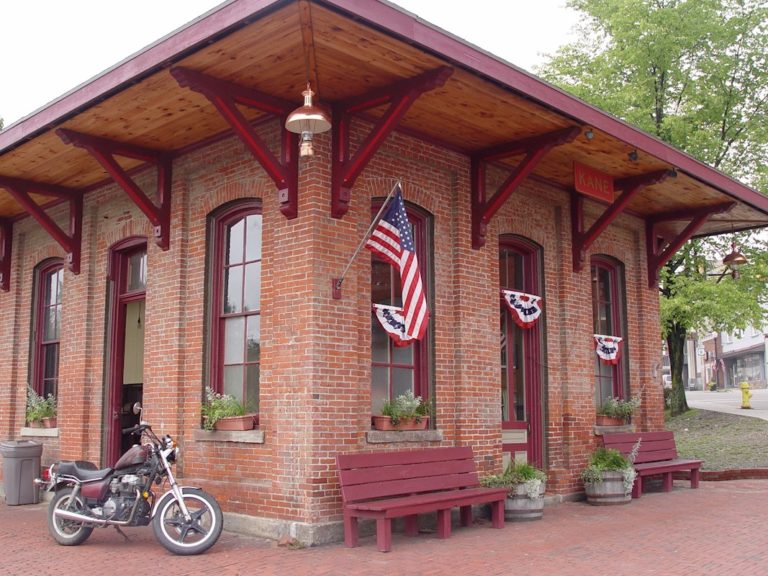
xmin=595 ymin=415 xmax=627 ymax=426
xmin=26 ymin=420 xmax=43 ymax=429
xmin=584 ymin=471 xmax=632 ymax=505
xmin=371 ymin=415 xmax=429 ymax=431
xmin=505 ymin=480 xmax=546 ymax=521
xmin=42 ymin=417 xmax=57 ymax=428
xmin=213 ymin=414 xmax=256 ymax=431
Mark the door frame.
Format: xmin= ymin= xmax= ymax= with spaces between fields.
xmin=499 ymin=235 xmax=545 ymax=468
xmin=104 ymin=236 xmax=147 ymax=466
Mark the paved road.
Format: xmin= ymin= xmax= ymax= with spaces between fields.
xmin=3 ymin=479 xmax=768 ymax=576
xmin=686 ymin=388 xmax=768 ymax=421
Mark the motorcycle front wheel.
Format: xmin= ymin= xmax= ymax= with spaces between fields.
xmin=152 ymin=488 xmax=223 ymax=555
xmin=48 ymin=488 xmax=94 ymax=546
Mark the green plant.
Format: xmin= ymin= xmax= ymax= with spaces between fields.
xmin=581 ymin=444 xmax=639 ymax=494
xmin=597 ymin=395 xmax=640 ymax=422
xmin=481 ymin=462 xmax=547 ymax=499
xmin=201 ymin=386 xmax=248 ymax=430
xmin=26 ymin=387 xmax=56 ymax=423
xmin=380 ymin=390 xmax=430 ymax=426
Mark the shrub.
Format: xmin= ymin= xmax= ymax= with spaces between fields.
xmin=597 ymin=396 xmax=640 ymax=421
xmin=481 ymin=462 xmax=547 ymax=499
xmin=201 ymin=386 xmax=248 ymax=430
xmin=380 ymin=390 xmax=430 ymax=425
xmin=581 ymin=443 xmax=640 ymax=495
xmin=26 ymin=387 xmax=56 ymax=423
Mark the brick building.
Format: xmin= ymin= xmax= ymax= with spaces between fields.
xmin=1 ymin=0 xmax=767 ymax=544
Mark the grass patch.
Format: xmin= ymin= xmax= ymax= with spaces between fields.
xmin=666 ymin=409 xmax=768 ymax=471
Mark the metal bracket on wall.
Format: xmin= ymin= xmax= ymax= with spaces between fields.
xmin=571 ymin=169 xmax=672 ymax=272
xmin=471 ymin=126 xmax=580 ymax=249
xmin=0 ymin=218 xmax=12 ymax=291
xmin=170 ymin=67 xmax=300 ymax=219
xmin=645 ymin=202 xmax=735 ymax=288
xmin=331 ymin=67 xmax=453 ymax=218
xmin=56 ymin=129 xmax=172 ymax=250
xmin=0 ymin=176 xmax=83 ymax=276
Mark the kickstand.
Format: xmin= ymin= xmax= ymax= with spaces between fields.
xmin=114 ymin=525 xmax=130 ymax=542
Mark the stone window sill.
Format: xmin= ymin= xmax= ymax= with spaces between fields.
xmin=20 ymin=427 xmax=59 ymax=437
xmin=193 ymin=429 xmax=265 ymax=444
xmin=366 ymin=429 xmax=444 ymax=444
xmin=593 ymin=423 xmax=635 ymax=436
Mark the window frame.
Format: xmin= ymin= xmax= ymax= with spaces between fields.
xmin=370 ymin=198 xmax=432 ymax=414
xmin=207 ymin=199 xmax=263 ymax=416
xmin=591 ymin=255 xmax=629 ymax=405
xmin=30 ymin=258 xmax=64 ymax=399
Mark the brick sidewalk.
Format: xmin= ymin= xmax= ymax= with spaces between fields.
xmin=2 ymin=480 xmax=766 ymax=576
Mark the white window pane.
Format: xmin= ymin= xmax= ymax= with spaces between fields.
xmin=392 ymin=368 xmax=413 ymax=398
xmin=223 ymin=365 xmax=244 ymax=400
xmin=245 ymin=215 xmax=262 ymax=261
xmin=224 ymin=266 xmax=243 ymax=313
xmin=224 ymin=317 xmax=245 ymax=364
xmin=227 ymin=219 xmax=245 ymax=265
xmin=371 ymin=367 xmax=389 ymax=413
xmin=371 ymin=322 xmax=389 ymax=362
xmin=244 ymin=262 xmax=261 ymax=312
xmin=246 ymin=315 xmax=260 ymax=363
xmin=246 ymin=365 xmax=259 ymax=411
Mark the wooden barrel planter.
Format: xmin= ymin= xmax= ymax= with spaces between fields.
xmin=584 ymin=471 xmax=631 ymax=505
xmin=505 ymin=481 xmax=546 ymax=521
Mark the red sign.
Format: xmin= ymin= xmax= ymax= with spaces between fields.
xmin=574 ymin=162 xmax=614 ymax=202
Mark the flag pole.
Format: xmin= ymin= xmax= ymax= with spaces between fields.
xmin=332 ymin=180 xmax=401 ymax=299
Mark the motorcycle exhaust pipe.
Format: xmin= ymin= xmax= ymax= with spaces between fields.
xmin=54 ymin=508 xmax=109 ymax=526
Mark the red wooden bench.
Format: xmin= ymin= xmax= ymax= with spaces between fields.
xmin=336 ymin=446 xmax=507 ymax=552
xmin=602 ymin=431 xmax=703 ymax=498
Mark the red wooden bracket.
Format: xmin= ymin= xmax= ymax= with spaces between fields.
xmin=56 ymin=129 xmax=172 ymax=250
xmin=0 ymin=219 xmax=11 ymax=291
xmin=646 ymin=202 xmax=735 ymax=288
xmin=471 ymin=126 xmax=580 ymax=249
xmin=171 ymin=67 xmax=300 ymax=219
xmin=571 ymin=169 xmax=672 ymax=271
xmin=331 ymin=67 xmax=454 ymax=218
xmin=0 ymin=176 xmax=83 ymax=275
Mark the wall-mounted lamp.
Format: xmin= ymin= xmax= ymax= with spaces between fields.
xmin=628 ymin=149 xmax=639 ymax=162
xmin=584 ymin=129 xmax=594 ymax=141
xmin=285 ymin=83 xmax=331 ymax=157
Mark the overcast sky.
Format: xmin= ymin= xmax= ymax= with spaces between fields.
xmin=0 ymin=0 xmax=579 ymax=127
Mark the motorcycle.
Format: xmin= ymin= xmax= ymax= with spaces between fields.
xmin=36 ymin=403 xmax=223 ymax=555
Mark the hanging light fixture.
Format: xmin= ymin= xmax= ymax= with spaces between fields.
xmin=722 ymin=242 xmax=748 ymax=271
xmin=285 ymin=83 xmax=331 ymax=157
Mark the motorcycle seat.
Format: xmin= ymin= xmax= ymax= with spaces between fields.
xmin=58 ymin=461 xmax=113 ymax=481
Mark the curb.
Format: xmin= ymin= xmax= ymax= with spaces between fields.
xmin=674 ymin=469 xmax=768 ymax=482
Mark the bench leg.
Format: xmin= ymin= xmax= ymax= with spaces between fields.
xmin=490 ymin=500 xmax=504 ymax=529
xmin=662 ymin=472 xmax=673 ymax=492
xmin=460 ymin=505 xmax=472 ymax=527
xmin=436 ymin=509 xmax=452 ymax=539
xmin=632 ymin=477 xmax=642 ymax=499
xmin=404 ymin=514 xmax=419 ymax=536
xmin=343 ymin=511 xmax=358 ymax=548
xmin=376 ymin=518 xmax=392 ymax=552
xmin=690 ymin=468 xmax=701 ymax=489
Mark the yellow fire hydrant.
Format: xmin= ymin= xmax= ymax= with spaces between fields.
xmin=740 ymin=382 xmax=753 ymax=409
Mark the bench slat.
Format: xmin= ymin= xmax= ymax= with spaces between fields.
xmin=341 ymin=471 xmax=479 ymax=503
xmin=339 ymin=458 xmax=476 ymax=487
xmin=347 ymin=488 xmax=508 ymax=517
xmin=337 ymin=447 xmax=472 ymax=470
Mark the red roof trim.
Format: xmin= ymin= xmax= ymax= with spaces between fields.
xmin=321 ymin=0 xmax=768 ymax=214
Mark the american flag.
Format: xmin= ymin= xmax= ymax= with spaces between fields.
xmin=365 ymin=185 xmax=429 ymax=341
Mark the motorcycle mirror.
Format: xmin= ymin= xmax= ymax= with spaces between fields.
xmin=132 ymin=402 xmax=143 ymax=416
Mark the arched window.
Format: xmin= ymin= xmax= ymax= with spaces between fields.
xmin=591 ymin=255 xmax=629 ymax=407
xmin=31 ymin=258 xmax=64 ymax=398
xmin=207 ymin=200 xmax=262 ymax=412
xmin=370 ymin=200 xmax=432 ymax=414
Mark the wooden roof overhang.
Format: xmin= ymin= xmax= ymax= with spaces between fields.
xmin=1 ymin=0 xmax=766 ymax=292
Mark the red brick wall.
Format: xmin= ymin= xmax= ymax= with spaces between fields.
xmin=0 ymin=123 xmax=663 ymax=524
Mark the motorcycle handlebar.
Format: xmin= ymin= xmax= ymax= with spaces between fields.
xmin=122 ymin=424 xmax=148 ymax=435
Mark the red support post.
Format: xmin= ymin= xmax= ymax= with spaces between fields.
xmin=645 ymin=202 xmax=735 ymax=288
xmin=571 ymin=169 xmax=672 ymax=271
xmin=56 ymin=129 xmax=172 ymax=250
xmin=0 ymin=219 xmax=12 ymax=291
xmin=0 ymin=177 xmax=84 ymax=274
xmin=471 ymin=126 xmax=580 ymax=249
xmin=171 ymin=67 xmax=300 ymax=219
xmin=331 ymin=67 xmax=453 ymax=218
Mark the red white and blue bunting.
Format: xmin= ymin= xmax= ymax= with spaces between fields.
xmin=501 ymin=290 xmax=543 ymax=329
xmin=372 ymin=304 xmax=416 ymax=347
xmin=594 ymin=334 xmax=623 ymax=365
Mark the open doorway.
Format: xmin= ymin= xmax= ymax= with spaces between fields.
xmin=105 ymin=238 xmax=147 ymax=466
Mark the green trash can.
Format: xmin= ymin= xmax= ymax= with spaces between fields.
xmin=0 ymin=440 xmax=43 ymax=505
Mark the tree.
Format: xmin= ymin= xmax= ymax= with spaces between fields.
xmin=539 ymin=0 xmax=768 ymax=414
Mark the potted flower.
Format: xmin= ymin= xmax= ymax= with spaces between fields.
xmin=25 ymin=387 xmax=56 ymax=428
xmin=596 ymin=395 xmax=640 ymax=426
xmin=481 ymin=462 xmax=547 ymax=521
xmin=581 ymin=442 xmax=640 ymax=505
xmin=201 ymin=386 xmax=256 ymax=431
xmin=372 ymin=391 xmax=430 ymax=431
